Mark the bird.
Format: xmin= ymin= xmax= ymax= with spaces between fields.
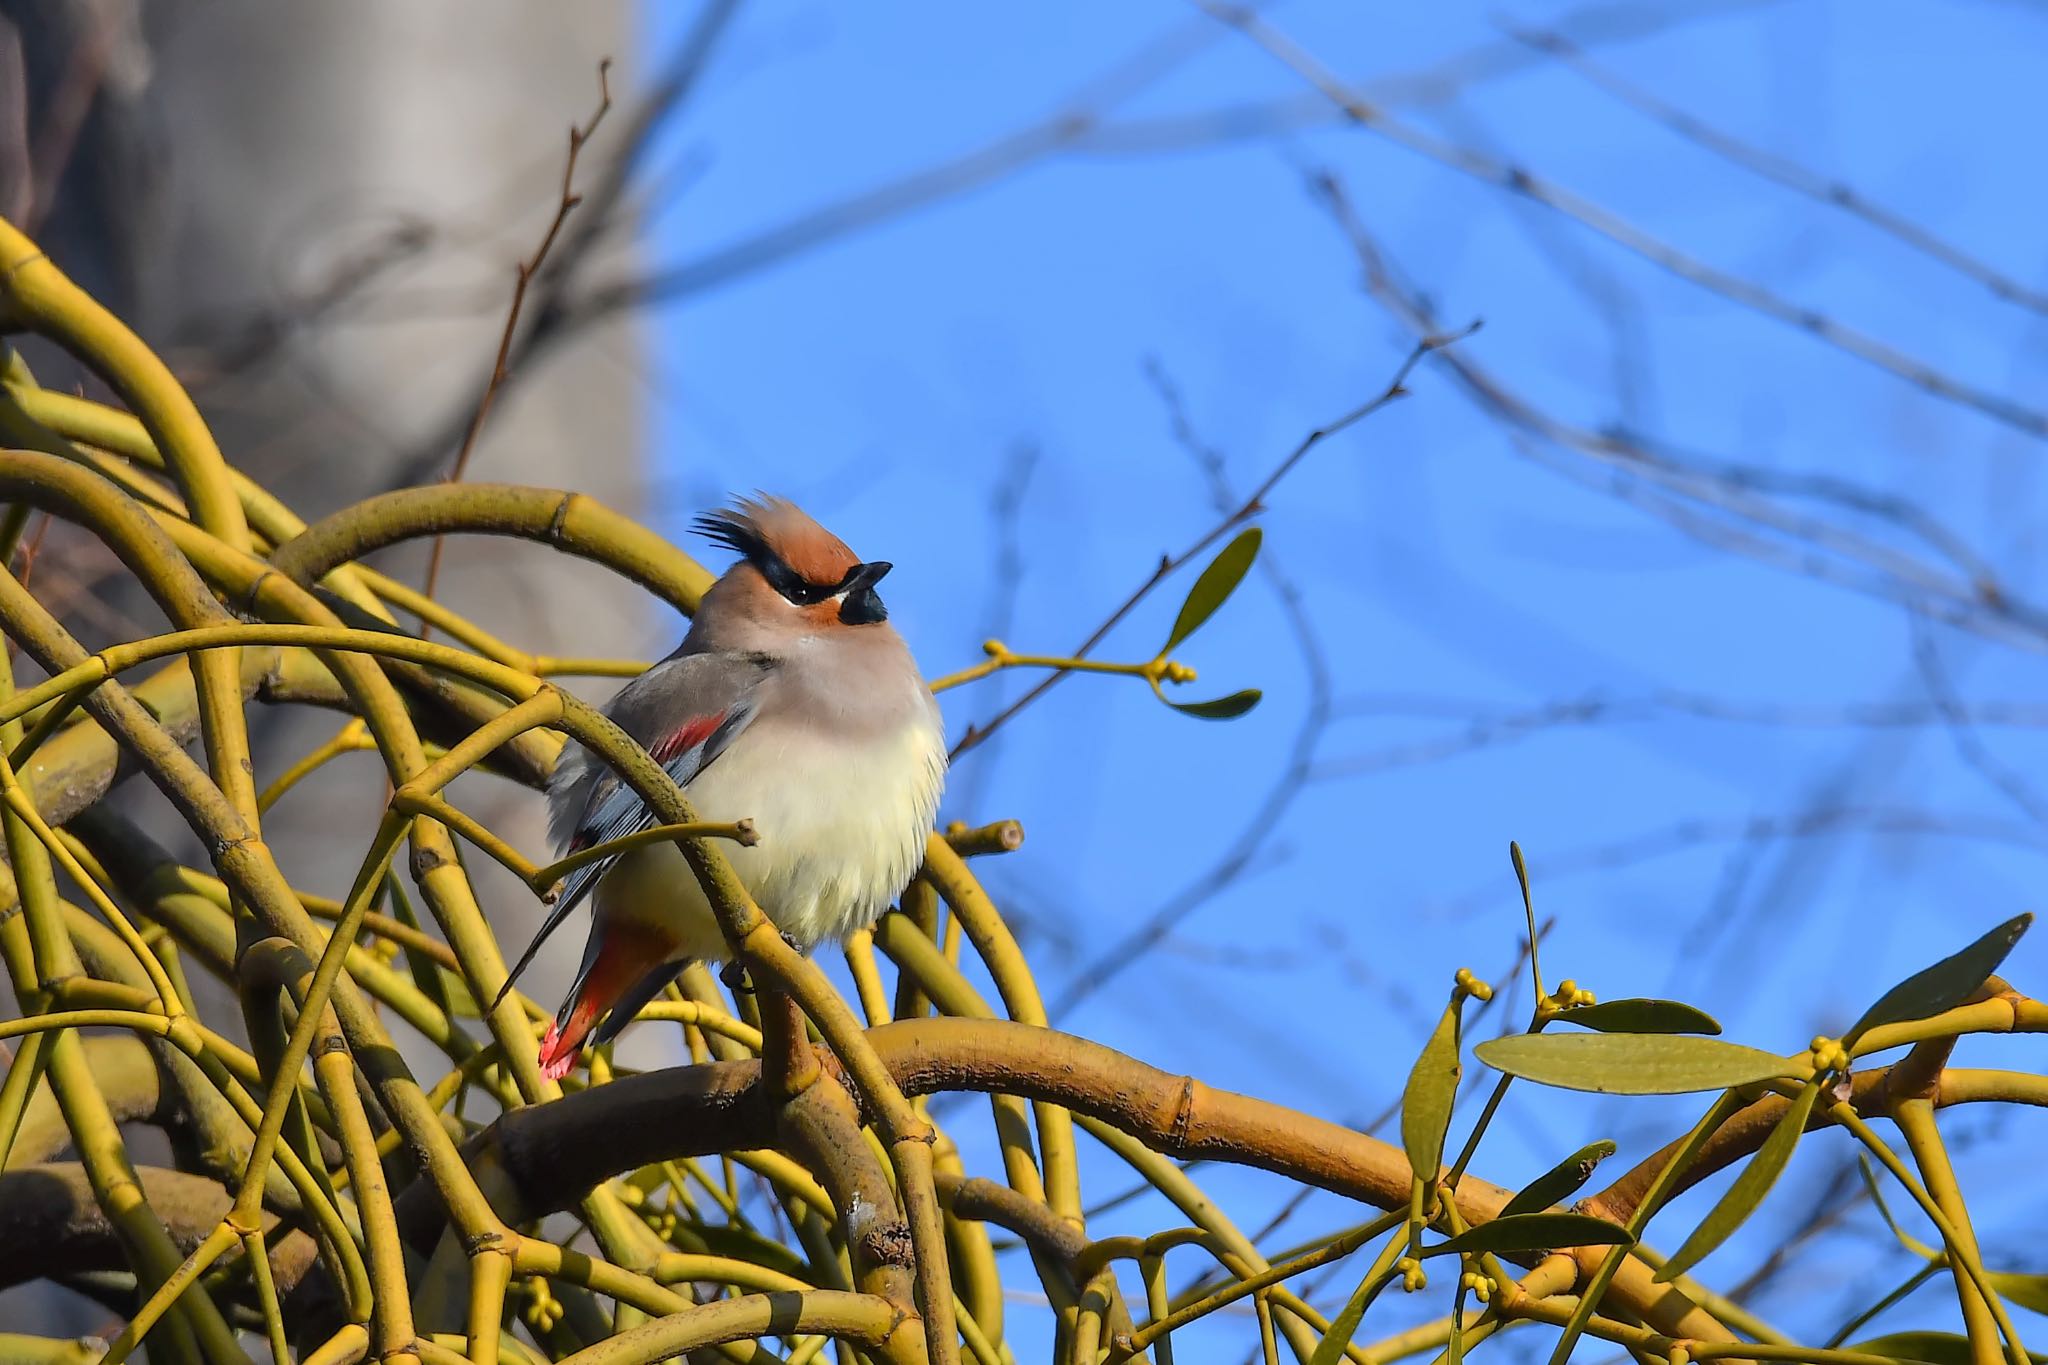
xmin=501 ymin=495 xmax=947 ymax=1080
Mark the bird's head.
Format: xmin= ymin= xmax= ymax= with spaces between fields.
xmin=694 ymin=495 xmax=893 ymax=630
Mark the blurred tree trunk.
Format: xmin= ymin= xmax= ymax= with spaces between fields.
xmin=0 ymin=0 xmax=648 ymax=1332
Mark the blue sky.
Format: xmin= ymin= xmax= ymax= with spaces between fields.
xmin=630 ymin=1 xmax=2048 ymax=1357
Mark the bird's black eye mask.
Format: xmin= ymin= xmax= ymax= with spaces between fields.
xmin=693 ymin=514 xmax=891 ymax=623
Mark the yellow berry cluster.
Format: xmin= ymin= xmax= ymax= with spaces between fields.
xmin=1454 ymin=967 xmax=1494 ymax=1003
xmin=520 ymin=1276 xmax=562 ymax=1334
xmin=1808 ymin=1035 xmax=1852 ymax=1075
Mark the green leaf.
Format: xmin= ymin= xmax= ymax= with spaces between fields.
xmin=1310 ymin=1271 xmax=1380 ymax=1365
xmin=1657 ymin=1078 xmax=1822 ymax=1280
xmin=384 ymin=872 xmax=454 ymax=1016
xmin=1852 ymin=1333 xmax=2048 ymax=1365
xmin=1509 ymin=840 xmax=1544 ymax=1000
xmin=1500 ymin=1140 xmax=1619 ymax=1218
xmin=1163 ymin=527 xmax=1261 ymax=654
xmin=438 ymin=968 xmax=482 ymax=1019
xmin=1987 ymin=1272 xmax=2048 ymax=1316
xmin=1310 ymin=1236 xmax=1408 ymax=1365
xmin=1401 ymin=1001 xmax=1462 ymax=1181
xmin=1474 ymin=1032 xmax=1796 ymax=1095
xmin=1165 ymin=688 xmax=1262 ymax=720
xmin=1846 ymin=913 xmax=2032 ymax=1046
xmin=1427 ymin=1213 xmax=1633 ymax=1258
xmin=1554 ymin=999 xmax=1723 ymax=1036
xmin=692 ymin=1221 xmax=812 ymax=1279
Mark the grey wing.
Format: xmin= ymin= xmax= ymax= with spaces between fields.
xmin=497 ymin=651 xmax=770 ymax=1005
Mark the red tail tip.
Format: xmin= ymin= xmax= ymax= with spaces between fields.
xmin=538 ymin=1020 xmax=580 ymax=1080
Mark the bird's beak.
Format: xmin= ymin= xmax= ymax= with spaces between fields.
xmin=839 ymin=561 xmax=891 ymax=625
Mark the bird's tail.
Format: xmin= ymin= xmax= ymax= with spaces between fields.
xmin=538 ymin=920 xmax=684 ymax=1081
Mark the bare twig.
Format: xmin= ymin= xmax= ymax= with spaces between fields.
xmin=374 ymin=1 xmax=1756 ymax=492
xmin=4 ymin=510 xmax=51 ymax=662
xmin=1910 ymin=615 xmax=2048 ymax=826
xmin=1313 ymin=687 xmax=2048 ymax=782
xmin=418 ymin=59 xmax=613 ymax=624
xmin=1082 ymin=0 xmax=1787 ymax=154
xmin=168 ymin=219 xmax=435 ymax=385
xmin=1503 ymin=19 xmax=2048 ymax=317
xmin=1724 ymin=1161 xmax=1864 ymax=1305
xmin=389 ymin=7 xmax=1217 ymax=493
xmin=948 ymin=444 xmax=1041 ymax=818
xmin=1308 ymin=169 xmax=2048 ymax=654
xmin=955 ymin=324 xmax=1474 ymax=764
xmin=1438 ymin=805 xmax=2048 ymax=920
xmin=1199 ymin=0 xmax=2048 ymax=441
xmin=1045 ymin=353 xmax=1378 ymax=1014
xmin=1334 ymin=688 xmax=2048 ymax=731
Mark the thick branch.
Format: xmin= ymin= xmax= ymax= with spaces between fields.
xmin=0 ymin=1163 xmax=311 ymax=1292
xmin=268 ymin=483 xmax=712 ymax=617
xmin=412 ymin=1018 xmax=1494 ymax=1241
xmin=1588 ymin=1062 xmax=2048 ymax=1224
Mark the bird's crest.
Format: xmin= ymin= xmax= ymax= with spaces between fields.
xmin=694 ymin=494 xmax=860 ymax=589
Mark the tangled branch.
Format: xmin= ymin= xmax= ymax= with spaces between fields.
xmin=0 ymin=203 xmax=2042 ymax=1365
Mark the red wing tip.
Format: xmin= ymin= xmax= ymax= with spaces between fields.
xmin=652 ymin=711 xmax=725 ymax=762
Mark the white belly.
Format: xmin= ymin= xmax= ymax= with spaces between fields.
xmin=595 ymin=713 xmax=945 ymax=962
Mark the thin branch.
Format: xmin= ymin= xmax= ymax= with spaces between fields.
xmin=1503 ymin=19 xmax=2048 ymax=317
xmin=1311 ymin=687 xmax=2048 ymax=782
xmin=1723 ymin=1161 xmax=1864 ymax=1305
xmin=1081 ymin=0 xmax=1788 ymax=154
xmin=581 ymin=13 xmax=1228 ymax=324
xmin=389 ymin=7 xmax=1221 ymax=493
xmin=167 ymin=219 xmax=434 ymax=386
xmin=1308 ymin=169 xmax=2048 ymax=653
xmin=1045 ymin=356 xmax=1355 ymax=1015
xmin=1435 ymin=805 xmax=2048 ymax=920
xmin=954 ymin=323 xmax=1474 ymax=762
xmin=417 ymin=58 xmax=614 ymax=622
xmin=946 ymin=444 xmax=1041 ymax=819
xmin=373 ymin=0 xmax=1756 ymax=491
xmin=1910 ymin=615 xmax=2048 ymax=827
xmin=1333 ymin=688 xmax=2048 ymax=731
xmin=1199 ymin=0 xmax=2048 ymax=441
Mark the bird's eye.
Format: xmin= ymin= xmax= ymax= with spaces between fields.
xmin=758 ymin=556 xmax=820 ymax=604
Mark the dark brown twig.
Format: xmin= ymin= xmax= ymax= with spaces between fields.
xmin=388 ymin=7 xmax=1211 ymax=492
xmin=417 ymin=59 xmax=613 ymax=627
xmin=375 ymin=0 xmax=1746 ymax=488
xmin=6 ymin=510 xmax=51 ymax=662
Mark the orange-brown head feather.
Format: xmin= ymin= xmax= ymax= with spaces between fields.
xmin=696 ymin=495 xmax=860 ymax=591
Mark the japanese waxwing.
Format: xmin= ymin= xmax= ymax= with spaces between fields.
xmin=502 ymin=495 xmax=947 ymax=1079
